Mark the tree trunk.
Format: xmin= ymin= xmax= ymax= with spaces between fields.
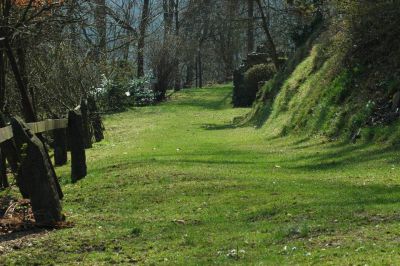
xmin=185 ymin=63 xmax=194 ymax=88
xmin=163 ymin=0 xmax=174 ymax=38
xmin=174 ymin=0 xmax=179 ymax=36
xmin=0 ymin=148 xmax=8 ymax=189
xmin=195 ymin=56 xmax=198 ymax=88
xmin=0 ymin=43 xmax=5 ymax=112
xmin=137 ymin=0 xmax=150 ymax=77
xmin=174 ymin=0 xmax=181 ymax=91
xmin=4 ymin=39 xmax=37 ymax=122
xmin=255 ymin=0 xmax=280 ymax=70
xmin=122 ymin=2 xmax=134 ymax=61
xmin=247 ymin=0 xmax=255 ymax=54
xmin=95 ymin=0 xmax=107 ymax=64
xmin=17 ymin=46 xmax=36 ymax=114
xmin=197 ymin=48 xmax=203 ymax=88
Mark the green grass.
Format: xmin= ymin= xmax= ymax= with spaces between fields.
xmin=2 ymin=85 xmax=400 ymax=265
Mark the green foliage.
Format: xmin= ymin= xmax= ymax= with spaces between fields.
xmin=125 ymin=74 xmax=156 ymax=106
xmin=349 ymin=100 xmax=375 ymax=133
xmin=386 ymin=79 xmax=400 ymax=96
xmin=95 ymin=74 xmax=156 ymax=112
xmin=130 ymin=227 xmax=142 ymax=237
xmin=244 ymin=64 xmax=275 ymax=94
xmin=233 ymin=64 xmax=275 ymax=107
xmin=325 ymin=70 xmax=351 ymax=104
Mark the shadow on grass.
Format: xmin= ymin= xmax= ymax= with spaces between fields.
xmin=0 ymin=228 xmax=48 ymax=244
xmin=200 ymin=117 xmax=253 ymax=131
xmin=201 ymin=123 xmax=237 ymax=130
xmin=288 ymin=142 xmax=399 ymax=171
xmin=90 ymin=137 xmax=400 ymax=177
xmin=288 ymin=178 xmax=400 ymax=228
xmin=91 ymin=157 xmax=260 ymax=175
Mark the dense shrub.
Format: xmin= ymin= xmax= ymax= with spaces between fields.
xmin=94 ymin=75 xmax=128 ymax=111
xmin=126 ymin=74 xmax=157 ymax=106
xmin=95 ymin=74 xmax=156 ymax=112
xmin=233 ymin=64 xmax=275 ymax=107
xmin=244 ymin=64 xmax=276 ymax=94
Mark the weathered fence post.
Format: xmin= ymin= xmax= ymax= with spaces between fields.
xmin=40 ymin=137 xmax=64 ymax=200
xmin=0 ymin=114 xmax=19 ymax=173
xmin=80 ymin=99 xmax=93 ymax=149
xmin=28 ymin=122 xmax=64 ymax=200
xmin=88 ymin=96 xmax=104 ymax=142
xmin=0 ymin=148 xmax=8 ymax=188
xmin=67 ymin=110 xmax=87 ymax=183
xmin=0 ymin=114 xmax=22 ymax=193
xmin=11 ymin=117 xmax=63 ymax=225
xmin=53 ymin=127 xmax=68 ymax=166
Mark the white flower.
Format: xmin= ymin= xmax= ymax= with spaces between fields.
xmin=95 ymin=87 xmax=105 ymax=93
xmin=125 ymin=91 xmax=131 ymax=97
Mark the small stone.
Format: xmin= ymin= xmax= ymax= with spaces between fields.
xmin=173 ymin=219 xmax=186 ymax=225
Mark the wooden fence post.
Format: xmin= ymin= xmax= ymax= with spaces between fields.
xmin=11 ymin=117 xmax=63 ymax=225
xmin=80 ymin=99 xmax=93 ymax=149
xmin=53 ymin=127 xmax=68 ymax=166
xmin=0 ymin=114 xmax=20 ymax=174
xmin=0 ymin=147 xmax=8 ymax=188
xmin=67 ymin=110 xmax=87 ymax=183
xmin=0 ymin=114 xmax=23 ymax=194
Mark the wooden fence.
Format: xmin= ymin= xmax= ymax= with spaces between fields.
xmin=0 ymin=100 xmax=104 ymax=226
xmin=0 ymin=116 xmax=85 ymax=179
xmin=0 ymin=119 xmax=68 ymax=143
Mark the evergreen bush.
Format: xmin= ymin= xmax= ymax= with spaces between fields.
xmin=233 ymin=64 xmax=275 ymax=107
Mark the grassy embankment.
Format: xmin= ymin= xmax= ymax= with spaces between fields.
xmin=1 ymin=85 xmax=400 ymax=265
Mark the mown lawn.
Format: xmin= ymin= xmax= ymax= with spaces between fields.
xmin=1 ymin=85 xmax=400 ymax=265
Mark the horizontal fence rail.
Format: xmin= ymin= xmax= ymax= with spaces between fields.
xmin=0 ymin=119 xmax=68 ymax=144
xmin=27 ymin=119 xmax=68 ymax=134
xmin=0 ymin=126 xmax=13 ymax=144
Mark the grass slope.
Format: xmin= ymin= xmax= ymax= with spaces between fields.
xmin=2 ymin=85 xmax=400 ymax=265
xmin=248 ymin=5 xmax=400 ymax=143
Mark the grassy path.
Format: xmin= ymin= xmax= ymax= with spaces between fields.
xmin=2 ymin=85 xmax=400 ymax=265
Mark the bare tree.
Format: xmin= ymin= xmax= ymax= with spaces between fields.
xmin=255 ymin=0 xmax=280 ymax=70
xmin=95 ymin=0 xmax=107 ymax=64
xmin=137 ymin=0 xmax=150 ymax=77
xmin=247 ymin=0 xmax=255 ymax=54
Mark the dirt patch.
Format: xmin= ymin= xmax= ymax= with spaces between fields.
xmin=0 ymin=196 xmax=73 ymax=255
xmin=0 ymin=197 xmax=36 ymax=234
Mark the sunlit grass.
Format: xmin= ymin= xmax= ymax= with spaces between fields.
xmin=2 ymin=85 xmax=400 ymax=265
